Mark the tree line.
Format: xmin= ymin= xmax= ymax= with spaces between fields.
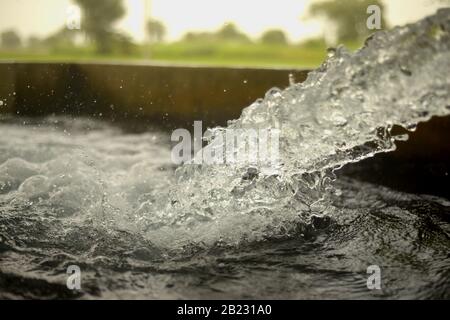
xmin=1 ymin=0 xmax=387 ymax=53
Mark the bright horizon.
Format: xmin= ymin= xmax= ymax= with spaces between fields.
xmin=0 ymin=0 xmax=448 ymax=43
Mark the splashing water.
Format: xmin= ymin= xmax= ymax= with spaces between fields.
xmin=130 ymin=9 xmax=450 ymax=248
xmin=2 ymin=10 xmax=450 ymax=250
xmin=0 ymin=10 xmax=450 ymax=299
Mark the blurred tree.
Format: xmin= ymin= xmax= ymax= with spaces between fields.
xmin=181 ymin=23 xmax=250 ymax=44
xmin=0 ymin=30 xmax=21 ymax=49
xmin=260 ymin=29 xmax=288 ymax=45
xmin=216 ymin=23 xmax=250 ymax=43
xmin=306 ymin=0 xmax=388 ymax=43
xmin=73 ymin=0 xmax=125 ymax=53
xmin=27 ymin=36 xmax=41 ymax=48
xmin=147 ymin=19 xmax=166 ymax=43
xmin=42 ymin=28 xmax=82 ymax=54
xmin=45 ymin=28 xmax=78 ymax=47
xmin=299 ymin=37 xmax=327 ymax=48
xmin=111 ymin=33 xmax=138 ymax=55
xmin=182 ymin=32 xmax=216 ymax=43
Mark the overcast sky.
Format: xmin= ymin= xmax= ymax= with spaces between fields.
xmin=0 ymin=0 xmax=448 ymax=43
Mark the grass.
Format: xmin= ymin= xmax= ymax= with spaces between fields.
xmin=149 ymin=42 xmax=328 ymax=68
xmin=0 ymin=41 xmax=364 ymax=69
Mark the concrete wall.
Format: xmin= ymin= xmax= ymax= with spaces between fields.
xmin=0 ymin=62 xmax=308 ymax=129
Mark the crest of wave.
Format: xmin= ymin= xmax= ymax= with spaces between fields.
xmin=133 ymin=9 xmax=450 ymax=250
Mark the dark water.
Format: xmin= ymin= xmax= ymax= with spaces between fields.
xmin=1 ymin=179 xmax=449 ymax=299
xmin=0 ymin=118 xmax=448 ymax=300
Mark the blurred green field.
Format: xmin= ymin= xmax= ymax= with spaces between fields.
xmin=149 ymin=43 xmax=328 ymax=68
xmin=0 ymin=41 xmax=363 ymax=68
xmin=0 ymin=44 xmax=324 ymax=68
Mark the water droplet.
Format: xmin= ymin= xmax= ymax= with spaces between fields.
xmin=400 ymin=65 xmax=412 ymax=76
xmin=265 ymin=88 xmax=282 ymax=99
xmin=327 ymin=48 xmax=336 ymax=58
xmin=289 ymin=74 xmax=296 ymax=86
xmin=406 ymin=123 xmax=417 ymax=131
